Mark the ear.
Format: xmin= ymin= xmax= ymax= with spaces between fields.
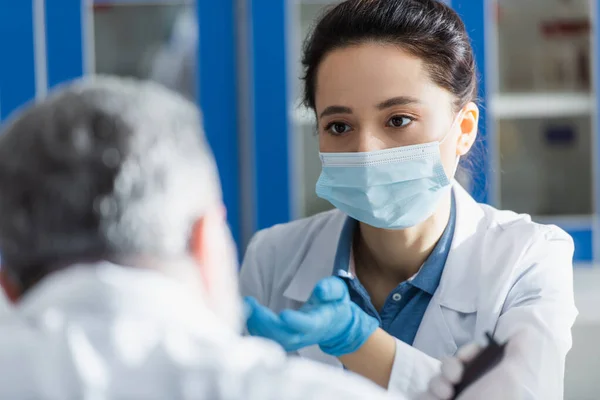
xmin=189 ymin=205 xmax=227 ymax=293
xmin=0 ymin=269 xmax=22 ymax=304
xmin=456 ymin=102 xmax=479 ymax=157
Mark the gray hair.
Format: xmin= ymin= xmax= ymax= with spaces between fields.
xmin=0 ymin=76 xmax=221 ymax=287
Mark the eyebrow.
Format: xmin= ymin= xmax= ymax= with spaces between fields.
xmin=376 ymin=96 xmax=421 ymax=110
xmin=319 ymin=105 xmax=353 ymax=120
xmin=319 ymin=96 xmax=421 ymax=120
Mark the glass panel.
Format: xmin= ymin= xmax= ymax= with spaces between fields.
xmin=93 ymin=3 xmax=196 ymax=100
xmin=498 ymin=116 xmax=592 ymax=216
xmin=295 ymin=2 xmax=339 ymax=218
xmin=496 ymin=0 xmax=591 ymax=93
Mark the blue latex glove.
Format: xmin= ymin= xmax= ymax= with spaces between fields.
xmin=245 ymin=277 xmax=379 ymax=357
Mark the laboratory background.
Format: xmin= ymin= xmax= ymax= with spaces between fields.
xmin=0 ymin=0 xmax=598 ymax=398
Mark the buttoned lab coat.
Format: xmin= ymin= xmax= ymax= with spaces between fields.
xmin=240 ymin=183 xmax=578 ymax=399
xmin=0 ymin=263 xmax=399 ymax=400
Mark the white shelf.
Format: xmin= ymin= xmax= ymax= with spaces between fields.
xmin=490 ymin=92 xmax=594 ymax=120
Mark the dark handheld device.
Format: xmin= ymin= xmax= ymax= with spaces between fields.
xmin=452 ymin=332 xmax=507 ymax=399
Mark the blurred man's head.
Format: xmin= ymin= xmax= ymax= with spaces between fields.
xmin=0 ymin=76 xmax=241 ymax=330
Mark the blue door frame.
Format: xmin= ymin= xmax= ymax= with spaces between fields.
xmin=0 ymin=1 xmax=36 ymax=121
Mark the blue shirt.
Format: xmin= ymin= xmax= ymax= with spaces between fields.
xmin=333 ymin=192 xmax=456 ymax=346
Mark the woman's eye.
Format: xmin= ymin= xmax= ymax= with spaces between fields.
xmin=387 ymin=116 xmax=413 ymax=128
xmin=325 ymin=122 xmax=352 ymax=136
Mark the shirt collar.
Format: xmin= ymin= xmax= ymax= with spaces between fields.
xmin=16 ymin=262 xmax=237 ymax=339
xmin=333 ymin=191 xmax=457 ymax=296
xmin=410 ymin=192 xmax=456 ymax=295
xmin=333 ymin=217 xmax=357 ymax=276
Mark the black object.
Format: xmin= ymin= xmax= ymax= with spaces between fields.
xmin=452 ymin=332 xmax=507 ymax=399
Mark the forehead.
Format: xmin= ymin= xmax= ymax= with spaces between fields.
xmin=314 ymin=42 xmax=453 ymax=110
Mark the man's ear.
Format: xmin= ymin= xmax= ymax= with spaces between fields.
xmin=189 ymin=205 xmax=227 ymax=292
xmin=0 ymin=268 xmax=22 ymax=304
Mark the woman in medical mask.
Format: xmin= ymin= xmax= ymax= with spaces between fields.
xmin=241 ymin=0 xmax=577 ymax=398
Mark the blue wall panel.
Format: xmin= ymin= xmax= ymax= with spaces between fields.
xmin=197 ymin=1 xmax=241 ymax=248
xmin=0 ymin=1 xmax=36 ymax=120
xmin=45 ymin=0 xmax=84 ymax=88
xmin=450 ymin=0 xmax=489 ymax=204
xmin=250 ymin=0 xmax=291 ymax=230
xmin=569 ymin=229 xmax=594 ymax=264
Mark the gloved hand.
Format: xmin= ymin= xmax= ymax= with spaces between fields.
xmin=419 ymin=331 xmax=530 ymax=400
xmin=245 ymin=276 xmax=380 ymax=357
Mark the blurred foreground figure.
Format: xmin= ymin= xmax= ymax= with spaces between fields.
xmin=0 ymin=76 xmax=396 ymax=400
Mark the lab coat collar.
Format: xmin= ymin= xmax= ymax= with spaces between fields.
xmin=284 ymin=182 xmax=485 ymax=313
xmin=17 ymin=262 xmax=238 ymax=340
xmin=283 ymin=212 xmax=347 ymax=302
xmin=434 ymin=183 xmax=485 ymax=313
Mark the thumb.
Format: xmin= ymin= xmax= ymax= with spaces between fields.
xmin=310 ymin=277 xmax=349 ymax=304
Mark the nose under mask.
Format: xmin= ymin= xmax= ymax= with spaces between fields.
xmin=316 ymin=115 xmax=462 ymax=229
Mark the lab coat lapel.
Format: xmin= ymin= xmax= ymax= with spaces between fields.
xmin=413 ymin=183 xmax=486 ymax=358
xmin=435 ymin=183 xmax=485 ymax=312
xmin=283 ymin=210 xmax=348 ymax=367
xmin=283 ymin=210 xmax=348 ymax=303
xmin=412 ymin=301 xmax=458 ymax=359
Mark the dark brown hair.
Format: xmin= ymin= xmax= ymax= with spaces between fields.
xmin=302 ymin=0 xmax=478 ymax=112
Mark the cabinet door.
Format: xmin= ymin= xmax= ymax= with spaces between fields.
xmin=93 ymin=1 xmax=196 ymax=100
xmin=491 ymin=0 xmax=594 ymax=262
xmin=292 ymin=2 xmax=338 ymax=219
xmin=92 ymin=1 xmax=242 ymax=249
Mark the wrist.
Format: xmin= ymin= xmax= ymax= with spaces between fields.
xmin=338 ymin=328 xmax=397 ymax=389
xmin=319 ymin=304 xmax=379 ymax=356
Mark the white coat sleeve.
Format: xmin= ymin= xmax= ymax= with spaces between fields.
xmin=490 ymin=228 xmax=577 ymax=399
xmin=388 ymin=338 xmax=441 ymax=397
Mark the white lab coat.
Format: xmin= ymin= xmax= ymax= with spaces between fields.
xmin=0 ymin=262 xmax=399 ymax=400
xmin=240 ymin=183 xmax=578 ymax=399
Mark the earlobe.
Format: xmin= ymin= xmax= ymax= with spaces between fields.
xmin=456 ymin=102 xmax=479 ymax=156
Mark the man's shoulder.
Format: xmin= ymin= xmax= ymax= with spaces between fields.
xmin=0 ymin=318 xmax=396 ymax=400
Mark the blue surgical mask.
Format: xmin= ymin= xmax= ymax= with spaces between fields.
xmin=315 ymin=118 xmax=460 ymax=230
